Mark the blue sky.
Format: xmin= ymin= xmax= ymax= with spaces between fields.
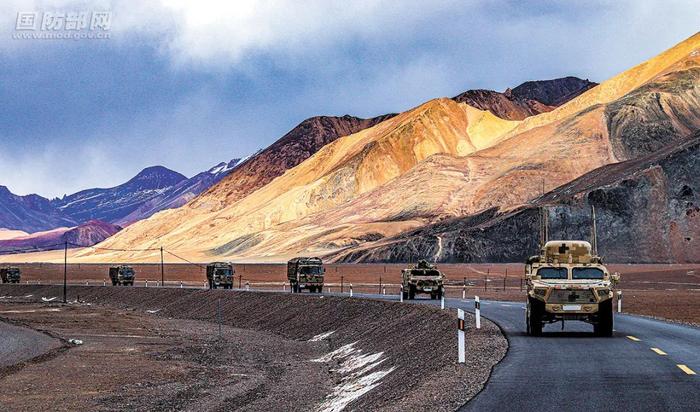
xmin=0 ymin=0 xmax=698 ymax=198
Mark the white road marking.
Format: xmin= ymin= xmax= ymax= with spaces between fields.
xmin=678 ymin=365 xmax=696 ymax=375
xmin=651 ymin=348 xmax=667 ymax=356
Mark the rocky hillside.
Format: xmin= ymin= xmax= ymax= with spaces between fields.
xmin=452 ymin=77 xmax=597 ymax=120
xmin=332 ymin=134 xmax=700 ymax=264
xmin=0 ymin=220 xmax=121 ymax=254
xmin=511 ymin=76 xmax=597 ymax=106
xmin=190 ymin=114 xmax=396 ymax=211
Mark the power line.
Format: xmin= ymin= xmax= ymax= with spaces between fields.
xmin=68 ymin=242 xmax=160 ymax=252
xmin=164 ymin=249 xmax=207 ymax=269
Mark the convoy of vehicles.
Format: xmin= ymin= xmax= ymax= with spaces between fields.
xmin=109 ymin=265 xmax=136 ymax=286
xmin=401 ymin=260 xmax=445 ymax=300
xmin=207 ymin=262 xmax=234 ymax=289
xmin=0 ymin=266 xmax=21 ymax=283
xmin=287 ymin=257 xmax=324 ymax=293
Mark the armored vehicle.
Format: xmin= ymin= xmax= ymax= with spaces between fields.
xmin=0 ymin=266 xmax=21 ymax=283
xmin=525 ymin=240 xmax=619 ymax=337
xmin=207 ymin=262 xmax=234 ymax=289
xmin=288 ymin=257 xmax=324 ymax=293
xmin=401 ymin=260 xmax=445 ymax=300
xmin=109 ymin=265 xmax=135 ymax=286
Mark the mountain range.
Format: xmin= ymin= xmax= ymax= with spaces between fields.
xmin=5 ymin=32 xmax=699 ymax=264
xmin=0 ymin=158 xmax=243 ymax=253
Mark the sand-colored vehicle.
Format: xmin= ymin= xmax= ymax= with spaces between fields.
xmin=401 ymin=260 xmax=445 ymax=300
xmin=0 ymin=266 xmax=21 ymax=283
xmin=109 ymin=265 xmax=135 ymax=286
xmin=525 ymin=238 xmax=619 ymax=336
xmin=288 ymin=257 xmax=324 ymax=293
xmin=207 ymin=262 xmax=234 ymax=289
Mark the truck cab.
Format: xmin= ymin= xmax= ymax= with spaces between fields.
xmin=0 ymin=267 xmax=21 ymax=283
xmin=525 ymin=240 xmax=619 ymax=336
xmin=288 ymin=257 xmax=324 ymax=293
xmin=207 ymin=262 xmax=234 ymax=289
xmin=109 ymin=265 xmax=135 ymax=286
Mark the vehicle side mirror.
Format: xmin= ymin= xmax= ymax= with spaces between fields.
xmin=611 ymin=272 xmax=620 ymax=284
xmin=323 ymin=268 xmax=326 ymax=273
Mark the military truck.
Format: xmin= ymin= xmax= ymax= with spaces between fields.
xmin=0 ymin=266 xmax=21 ymax=283
xmin=207 ymin=262 xmax=234 ymax=289
xmin=109 ymin=265 xmax=135 ymax=286
xmin=288 ymin=257 xmax=324 ymax=293
xmin=525 ymin=207 xmax=619 ymax=336
xmin=401 ymin=260 xmax=445 ymax=300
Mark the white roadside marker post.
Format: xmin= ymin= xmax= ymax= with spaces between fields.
xmin=617 ymin=290 xmax=622 ymax=313
xmin=457 ymin=308 xmax=466 ymax=364
xmin=350 ymin=284 xmax=353 ymax=297
xmin=382 ymin=287 xmax=386 ymax=295
xmin=475 ymin=296 xmax=481 ymax=329
xmin=283 ymin=283 xmax=286 ymax=292
xmin=145 ymin=280 xmax=148 ymax=288
xmin=462 ymin=285 xmax=466 ymax=300
xmin=103 ymin=281 xmax=106 ymax=287
xmin=180 ymin=281 xmax=183 ymax=289
xmin=246 ymin=281 xmax=250 ymax=291
xmin=400 ymin=285 xmax=404 ymax=302
xmin=441 ymin=287 xmax=445 ymax=310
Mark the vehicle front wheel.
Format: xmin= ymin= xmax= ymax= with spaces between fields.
xmin=527 ymin=297 xmax=543 ymax=336
xmin=594 ymin=299 xmax=614 ymax=337
xmin=408 ymin=285 xmax=416 ymax=300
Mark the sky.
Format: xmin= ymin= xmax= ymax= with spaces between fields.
xmin=0 ymin=0 xmax=698 ymax=198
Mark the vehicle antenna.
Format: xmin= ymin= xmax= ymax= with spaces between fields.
xmin=591 ymin=205 xmax=598 ymax=256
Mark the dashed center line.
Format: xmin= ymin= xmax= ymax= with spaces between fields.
xmin=677 ymin=365 xmax=696 ymax=375
xmin=650 ymin=348 xmax=667 ymax=356
xmin=627 ymin=335 xmax=641 ymax=342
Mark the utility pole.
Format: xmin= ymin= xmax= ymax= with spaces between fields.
xmin=63 ymin=241 xmax=68 ymax=303
xmin=160 ymin=246 xmax=165 ymax=287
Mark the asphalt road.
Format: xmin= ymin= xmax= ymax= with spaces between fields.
xmin=348 ymin=292 xmax=700 ymax=411
xmin=0 ymin=318 xmax=62 ymax=370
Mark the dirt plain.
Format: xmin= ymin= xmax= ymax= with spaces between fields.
xmin=0 ymin=286 xmax=506 ymax=411
xmin=4 ymin=262 xmax=700 ymax=325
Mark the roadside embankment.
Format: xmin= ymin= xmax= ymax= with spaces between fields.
xmin=0 ymin=285 xmax=507 ymax=411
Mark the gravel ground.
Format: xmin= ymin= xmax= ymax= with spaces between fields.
xmin=0 ymin=285 xmax=507 ymax=411
xmin=0 ymin=302 xmax=332 ymax=411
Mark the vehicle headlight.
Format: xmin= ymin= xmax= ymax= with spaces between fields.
xmin=534 ymin=288 xmax=548 ymax=297
xmin=597 ymin=289 xmax=610 ymax=297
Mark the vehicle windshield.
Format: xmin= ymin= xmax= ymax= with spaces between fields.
xmin=572 ymin=267 xmax=605 ymax=280
xmin=537 ymin=267 xmax=568 ymax=279
xmin=215 ymin=269 xmax=232 ymax=276
xmin=300 ymin=266 xmax=323 ymax=275
xmin=411 ymin=269 xmax=441 ymax=277
xmin=122 ymin=269 xmax=134 ymax=277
